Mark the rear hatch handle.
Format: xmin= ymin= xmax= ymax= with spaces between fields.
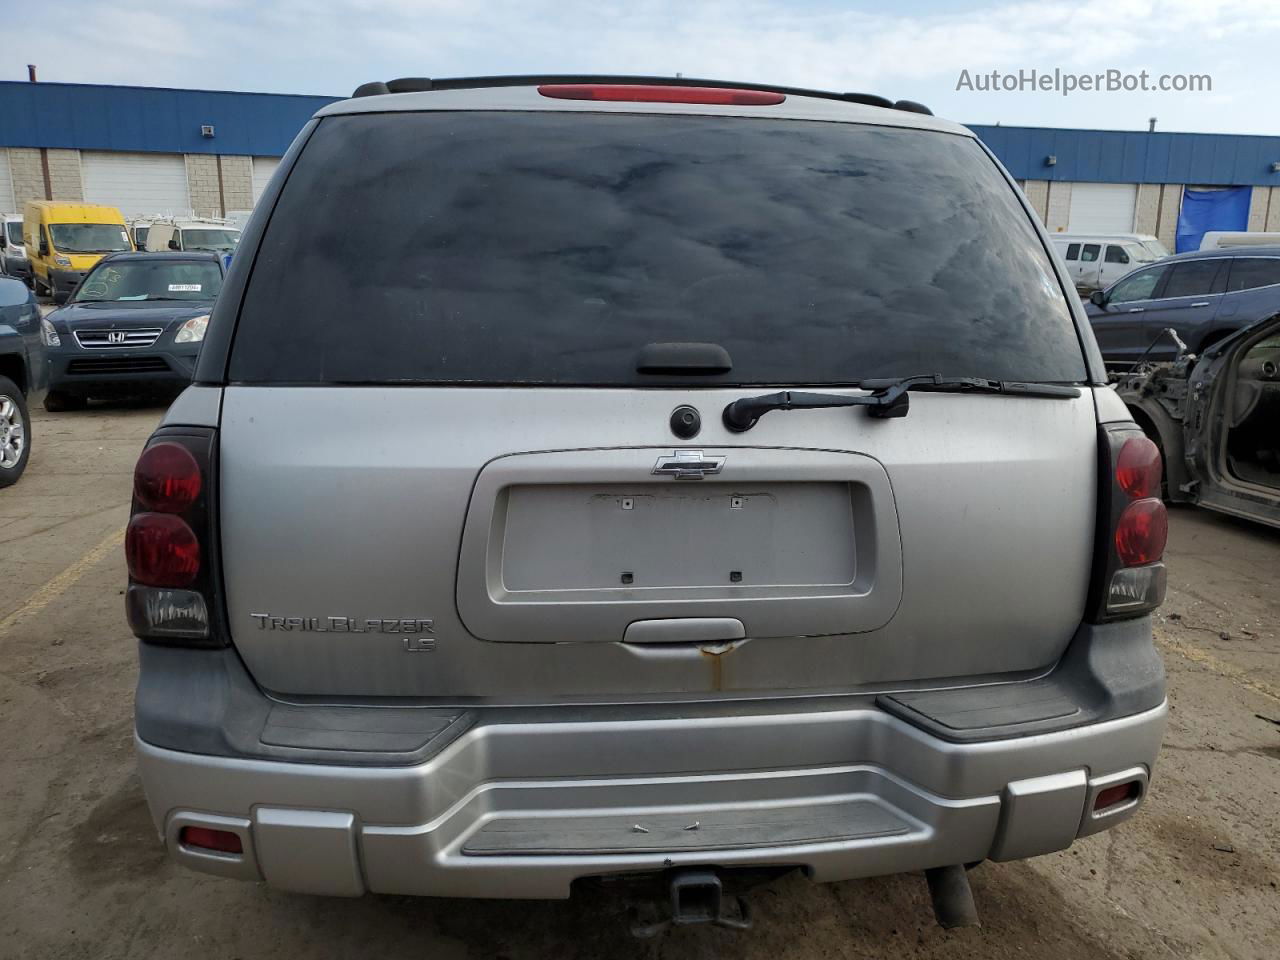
xmin=722 ymin=375 xmax=1081 ymax=432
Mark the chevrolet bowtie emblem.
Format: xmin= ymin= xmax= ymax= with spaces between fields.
xmin=652 ymin=450 xmax=726 ymax=480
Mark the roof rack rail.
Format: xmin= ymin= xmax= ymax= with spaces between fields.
xmin=350 ymin=75 xmax=933 ymax=116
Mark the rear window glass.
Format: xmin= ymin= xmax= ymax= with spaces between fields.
xmin=230 ymin=112 xmax=1086 ymax=386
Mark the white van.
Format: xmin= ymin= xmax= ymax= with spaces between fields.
xmin=1199 ymin=231 xmax=1280 ymax=250
xmin=0 ymin=213 xmax=30 ymax=284
xmin=144 ymin=217 xmax=240 ymax=254
xmin=1050 ymin=234 xmax=1166 ymax=293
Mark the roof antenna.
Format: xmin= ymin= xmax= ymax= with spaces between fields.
xmin=27 ymin=64 xmax=37 ymax=83
xmin=1148 ymin=117 xmax=1157 ymax=132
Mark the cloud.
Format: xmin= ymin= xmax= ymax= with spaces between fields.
xmin=6 ymin=0 xmax=1279 ymax=132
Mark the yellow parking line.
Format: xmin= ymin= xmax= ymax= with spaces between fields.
xmin=1157 ymin=632 xmax=1280 ymax=704
xmin=0 ymin=525 xmax=125 ymax=638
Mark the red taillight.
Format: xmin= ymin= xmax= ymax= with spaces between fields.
xmin=126 ymin=513 xmax=201 ymax=587
xmin=538 ymin=84 xmax=786 ymax=106
xmin=180 ymin=826 xmax=243 ymax=854
xmin=134 ymin=442 xmax=202 ymax=513
xmin=1116 ymin=436 xmax=1161 ymax=499
xmin=1115 ymin=498 xmax=1168 ymax=566
xmin=1094 ymin=781 xmax=1141 ymax=812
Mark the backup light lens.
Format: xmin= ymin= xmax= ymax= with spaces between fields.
xmin=1115 ymin=498 xmax=1168 ymax=566
xmin=126 ymin=513 xmax=201 ymax=587
xmin=1106 ymin=563 xmax=1166 ymax=613
xmin=180 ymin=826 xmax=243 ymax=855
xmin=538 ymin=84 xmax=786 ymax=106
xmin=126 ymin=585 xmax=209 ymax=640
xmin=1116 ymin=436 xmax=1162 ymax=498
xmin=134 ymin=442 xmax=202 ymax=512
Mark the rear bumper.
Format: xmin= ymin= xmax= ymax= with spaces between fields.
xmin=134 ymin=619 xmax=1167 ymax=899
xmin=137 ymin=704 xmax=1164 ymax=899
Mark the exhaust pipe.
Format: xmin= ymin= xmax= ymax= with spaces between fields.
xmin=925 ymin=865 xmax=980 ymax=928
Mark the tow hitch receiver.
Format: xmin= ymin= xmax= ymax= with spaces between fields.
xmin=631 ymin=870 xmax=753 ymax=937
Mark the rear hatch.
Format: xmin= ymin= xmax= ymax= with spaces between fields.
xmin=216 ymin=101 xmax=1096 ymax=701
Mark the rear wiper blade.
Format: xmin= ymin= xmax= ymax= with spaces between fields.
xmin=722 ymin=375 xmax=1080 ymax=432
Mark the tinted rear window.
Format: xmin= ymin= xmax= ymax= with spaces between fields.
xmin=230 ymin=112 xmax=1086 ymax=386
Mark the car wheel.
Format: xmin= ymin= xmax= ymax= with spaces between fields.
xmin=43 ymin=389 xmax=87 ymax=413
xmin=33 ymin=273 xmax=47 ymax=297
xmin=0 ymin=377 xmax=31 ymax=488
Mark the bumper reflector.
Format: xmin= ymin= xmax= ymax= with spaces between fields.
xmin=180 ymin=826 xmax=243 ymax=855
xmin=1093 ymin=780 xmax=1142 ymax=813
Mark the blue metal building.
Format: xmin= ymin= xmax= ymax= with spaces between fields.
xmin=3 ymin=80 xmax=1279 ymax=247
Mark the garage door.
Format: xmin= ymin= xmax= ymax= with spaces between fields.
xmin=252 ymin=157 xmax=281 ymax=203
xmin=1068 ymin=183 xmax=1138 ymax=233
xmin=82 ymin=152 xmax=190 ymax=218
xmin=0 ymin=150 xmax=15 ymax=212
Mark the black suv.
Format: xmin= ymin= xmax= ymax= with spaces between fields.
xmin=1086 ymin=246 xmax=1280 ymax=371
xmin=0 ymin=275 xmax=46 ymax=486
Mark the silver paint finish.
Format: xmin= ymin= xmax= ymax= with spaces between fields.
xmin=136 ymin=701 xmax=1165 ymax=898
xmin=218 ymin=387 xmax=1099 ymax=698
xmin=987 ymin=770 xmax=1088 ymax=861
xmin=457 ymin=449 xmax=900 ymax=645
xmin=1093 ymin=385 xmax=1134 ymax=424
xmin=254 ymin=808 xmax=364 ymax=897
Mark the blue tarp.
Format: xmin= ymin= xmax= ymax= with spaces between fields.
xmin=1176 ymin=186 xmax=1252 ymax=252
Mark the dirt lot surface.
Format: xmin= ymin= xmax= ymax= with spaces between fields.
xmin=1 ymin=402 xmax=1278 ymax=960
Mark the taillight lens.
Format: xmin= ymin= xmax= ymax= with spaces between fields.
xmin=126 ymin=427 xmax=223 ymax=645
xmin=1115 ymin=436 xmax=1161 ymax=498
xmin=134 ymin=442 xmax=202 ymax=512
xmin=1115 ymin=498 xmax=1168 ymax=566
xmin=538 ymin=84 xmax=786 ymax=106
xmin=1089 ymin=424 xmax=1168 ymax=622
xmin=126 ymin=513 xmax=201 ymax=587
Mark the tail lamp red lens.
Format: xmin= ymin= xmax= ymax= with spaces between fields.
xmin=1093 ymin=780 xmax=1141 ymax=812
xmin=179 ymin=826 xmax=243 ymax=855
xmin=134 ymin=442 xmax=202 ymax=512
xmin=538 ymin=84 xmax=786 ymax=106
xmin=1115 ymin=436 xmax=1161 ymax=499
xmin=1115 ymin=498 xmax=1168 ymax=566
xmin=126 ymin=513 xmax=201 ymax=587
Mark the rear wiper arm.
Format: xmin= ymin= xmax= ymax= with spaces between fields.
xmin=722 ymin=375 xmax=1081 ymax=432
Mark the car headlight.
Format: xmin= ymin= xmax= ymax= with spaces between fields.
xmin=40 ymin=317 xmax=60 ymax=347
xmin=10 ymin=248 xmax=26 ymax=260
xmin=54 ymin=254 xmax=72 ymax=267
xmin=174 ymin=314 xmax=210 ymax=344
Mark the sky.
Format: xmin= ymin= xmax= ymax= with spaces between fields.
xmin=6 ymin=0 xmax=1280 ymax=134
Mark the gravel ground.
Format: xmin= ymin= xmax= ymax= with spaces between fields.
xmin=0 ymin=402 xmax=1277 ymax=960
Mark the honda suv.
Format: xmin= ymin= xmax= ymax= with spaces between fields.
xmin=128 ymin=76 xmax=1168 ymax=928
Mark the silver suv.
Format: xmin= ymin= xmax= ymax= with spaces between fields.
xmin=128 ymin=76 xmax=1168 ymax=928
